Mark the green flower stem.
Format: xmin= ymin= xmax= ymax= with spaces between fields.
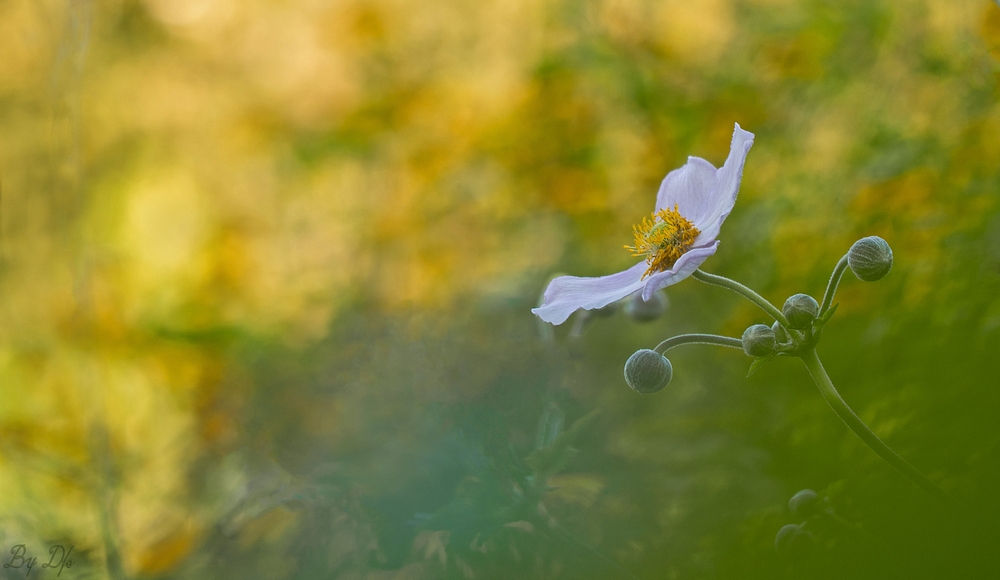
xmin=820 ymin=254 xmax=849 ymax=314
xmin=800 ymin=348 xmax=950 ymax=503
xmin=653 ymin=333 xmax=743 ymax=355
xmin=692 ymin=269 xmax=791 ymax=327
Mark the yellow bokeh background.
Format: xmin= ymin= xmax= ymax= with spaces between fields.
xmin=1 ymin=1 xmax=999 ymax=578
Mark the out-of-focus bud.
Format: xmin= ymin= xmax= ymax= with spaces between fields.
xmin=782 ymin=294 xmax=819 ymax=329
xmin=788 ymin=489 xmax=823 ymax=518
xmin=742 ymin=324 xmax=777 ymax=357
xmin=848 ymin=236 xmax=893 ymax=282
xmin=774 ymin=523 xmax=815 ymax=557
xmin=624 ymin=349 xmax=673 ymax=394
xmin=624 ymin=290 xmax=668 ymax=322
xmin=771 ymin=321 xmax=789 ymax=344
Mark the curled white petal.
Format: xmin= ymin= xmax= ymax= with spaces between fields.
xmin=640 ymin=241 xmax=719 ymax=301
xmin=655 ymin=124 xmax=754 ymax=246
xmin=532 ymin=262 xmax=647 ymax=325
xmin=695 ymin=124 xmax=754 ymax=243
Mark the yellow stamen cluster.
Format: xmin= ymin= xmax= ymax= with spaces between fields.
xmin=624 ymin=205 xmax=700 ymax=279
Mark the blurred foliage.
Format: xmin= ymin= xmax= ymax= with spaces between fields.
xmin=1 ymin=0 xmax=1000 ymax=578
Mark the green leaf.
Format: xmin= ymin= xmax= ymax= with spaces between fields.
xmin=524 ymin=409 xmax=601 ymax=480
xmin=747 ymin=353 xmax=778 ymax=377
xmin=818 ymin=302 xmax=840 ymax=325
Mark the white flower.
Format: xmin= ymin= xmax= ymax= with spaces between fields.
xmin=533 ymin=124 xmax=755 ymax=325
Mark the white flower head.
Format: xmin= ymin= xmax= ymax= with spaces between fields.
xmin=533 ymin=124 xmax=755 ymax=325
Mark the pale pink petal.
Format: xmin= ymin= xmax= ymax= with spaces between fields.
xmin=693 ymin=124 xmax=754 ymax=243
xmin=654 ymin=156 xmax=718 ymax=223
xmin=532 ymin=262 xmax=647 ymax=325
xmin=640 ymin=241 xmax=719 ymax=301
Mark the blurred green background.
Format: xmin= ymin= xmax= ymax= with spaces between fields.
xmin=1 ymin=0 xmax=1000 ymax=578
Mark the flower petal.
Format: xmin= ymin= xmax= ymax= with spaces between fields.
xmin=654 ymin=156 xmax=718 ymax=223
xmin=693 ymin=124 xmax=754 ymax=243
xmin=532 ymin=262 xmax=647 ymax=325
xmin=640 ymin=241 xmax=719 ymax=301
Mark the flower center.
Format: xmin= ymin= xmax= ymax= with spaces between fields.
xmin=623 ymin=205 xmax=700 ymax=279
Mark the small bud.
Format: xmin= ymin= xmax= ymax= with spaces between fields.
xmin=771 ymin=321 xmax=789 ymax=344
xmin=774 ymin=523 xmax=815 ymax=557
xmin=848 ymin=236 xmax=893 ymax=282
xmin=624 ymin=349 xmax=673 ymax=394
xmin=782 ymin=294 xmax=819 ymax=329
xmin=624 ymin=290 xmax=668 ymax=322
xmin=742 ymin=324 xmax=776 ymax=357
xmin=788 ymin=489 xmax=822 ymax=518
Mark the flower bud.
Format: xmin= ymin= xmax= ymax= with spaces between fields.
xmin=771 ymin=321 xmax=789 ymax=344
xmin=624 ymin=290 xmax=668 ymax=323
xmin=848 ymin=236 xmax=893 ymax=282
xmin=624 ymin=349 xmax=673 ymax=394
xmin=782 ymin=294 xmax=819 ymax=329
xmin=788 ymin=489 xmax=822 ymax=518
xmin=742 ymin=324 xmax=776 ymax=357
xmin=774 ymin=523 xmax=815 ymax=557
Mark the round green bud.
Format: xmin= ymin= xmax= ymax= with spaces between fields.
xmin=624 ymin=290 xmax=668 ymax=323
xmin=771 ymin=321 xmax=789 ymax=344
xmin=848 ymin=236 xmax=893 ymax=282
xmin=624 ymin=349 xmax=673 ymax=394
xmin=788 ymin=489 xmax=822 ymax=518
xmin=774 ymin=523 xmax=815 ymax=557
xmin=774 ymin=524 xmax=799 ymax=553
xmin=782 ymin=294 xmax=819 ymax=330
xmin=742 ymin=324 xmax=777 ymax=357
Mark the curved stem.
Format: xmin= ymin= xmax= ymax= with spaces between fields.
xmin=692 ymin=269 xmax=791 ymax=327
xmin=800 ymin=348 xmax=950 ymax=503
xmin=653 ymin=333 xmax=743 ymax=355
xmin=820 ymin=254 xmax=849 ymax=314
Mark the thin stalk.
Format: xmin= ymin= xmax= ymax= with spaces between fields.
xmin=820 ymin=254 xmax=849 ymax=314
xmin=692 ymin=269 xmax=791 ymax=327
xmin=654 ymin=333 xmax=743 ymax=355
xmin=800 ymin=348 xmax=950 ymax=504
xmin=568 ymin=310 xmax=589 ymax=338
